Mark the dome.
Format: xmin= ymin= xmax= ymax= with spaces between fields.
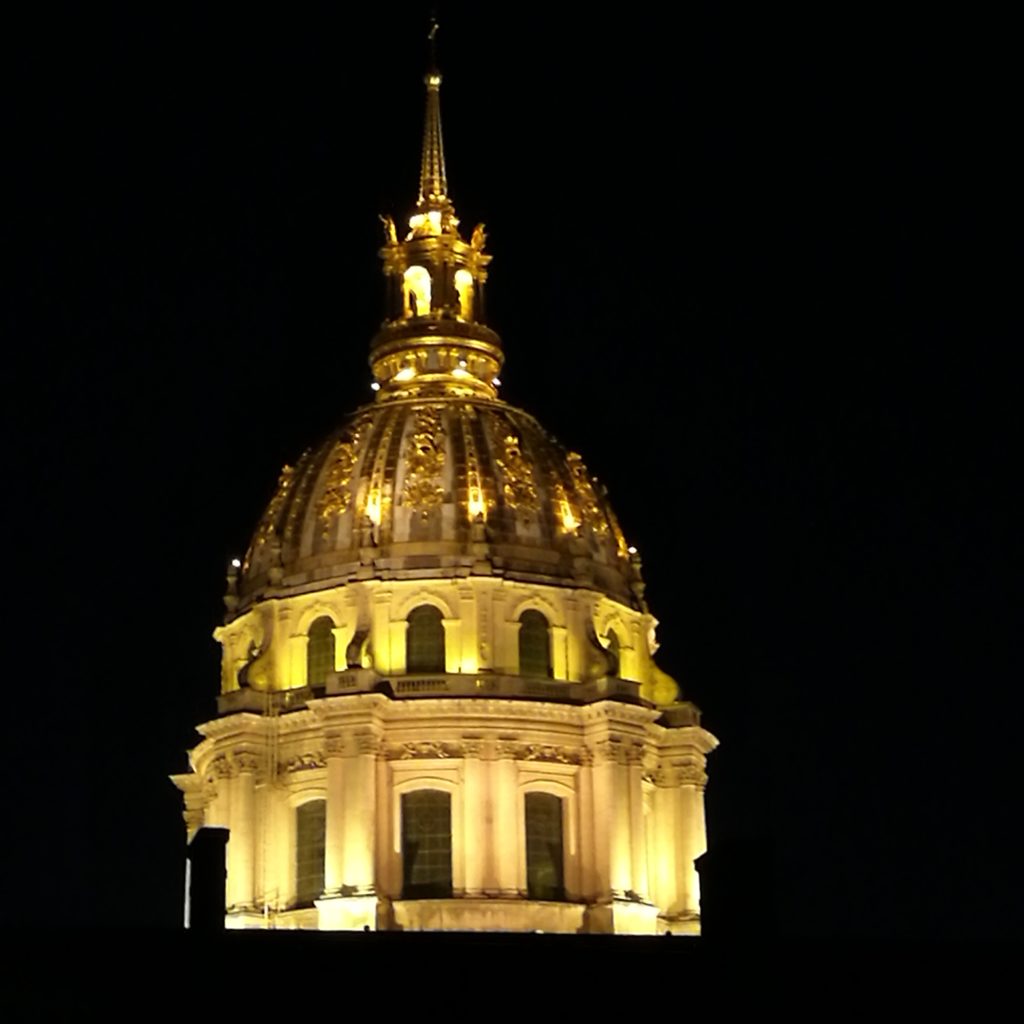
xmin=175 ymin=38 xmax=717 ymax=939
xmin=239 ymin=396 xmax=641 ymax=608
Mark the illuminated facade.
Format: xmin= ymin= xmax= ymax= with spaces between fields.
xmin=172 ymin=49 xmax=718 ymax=935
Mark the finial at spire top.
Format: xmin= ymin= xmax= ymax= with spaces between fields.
xmin=428 ymin=13 xmax=439 ymax=75
xmin=414 ymin=11 xmax=452 ymax=236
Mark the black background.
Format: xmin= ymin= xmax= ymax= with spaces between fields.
xmin=5 ymin=4 xmax=1018 ymax=935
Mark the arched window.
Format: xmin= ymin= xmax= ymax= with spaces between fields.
xmin=525 ymin=792 xmax=565 ymax=901
xmin=295 ymin=799 xmax=326 ymax=906
xmin=606 ymin=628 xmax=620 ymax=678
xmin=406 ymin=605 xmax=445 ymax=674
xmin=401 ymin=790 xmax=452 ymax=898
xmin=454 ymin=268 xmax=474 ymax=320
xmin=403 ymin=265 xmax=432 ymax=317
xmin=307 ymin=616 xmax=335 ymax=686
xmin=519 ymin=610 xmax=552 ymax=678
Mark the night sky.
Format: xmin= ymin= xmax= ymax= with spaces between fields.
xmin=7 ymin=6 xmax=1017 ymax=935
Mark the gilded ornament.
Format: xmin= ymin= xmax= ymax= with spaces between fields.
xmin=379 ymin=213 xmax=398 ymax=246
xmin=244 ymin=464 xmax=294 ymax=571
xmin=461 ymin=404 xmax=492 ymax=520
xmin=495 ymin=432 xmax=539 ymax=512
xmin=316 ymin=420 xmax=366 ymax=533
xmin=362 ymin=413 xmax=399 ymax=530
xmin=552 ymin=480 xmax=581 ymax=533
xmin=401 ymin=407 xmax=446 ymax=514
xmin=566 ymin=452 xmax=609 ymax=536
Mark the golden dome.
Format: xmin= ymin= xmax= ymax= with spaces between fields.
xmin=238 ymin=396 xmax=640 ymax=609
xmin=233 ymin=62 xmax=648 ymax=617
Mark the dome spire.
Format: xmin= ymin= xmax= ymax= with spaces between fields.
xmin=418 ymin=15 xmax=448 ymax=209
xmin=370 ymin=19 xmax=501 ymax=401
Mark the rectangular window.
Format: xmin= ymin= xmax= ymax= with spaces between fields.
xmin=295 ymin=800 xmax=326 ymax=906
xmin=525 ymin=792 xmax=565 ymax=901
xmin=401 ymin=790 xmax=453 ymax=898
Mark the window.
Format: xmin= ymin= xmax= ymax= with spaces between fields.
xmin=454 ymin=268 xmax=474 ymax=319
xmin=401 ymin=790 xmax=452 ymax=898
xmin=406 ymin=605 xmax=445 ymax=674
xmin=307 ymin=616 xmax=335 ymax=686
xmin=295 ymin=800 xmax=326 ymax=906
xmin=403 ymin=265 xmax=432 ymax=317
xmin=519 ymin=609 xmax=552 ymax=678
xmin=525 ymin=792 xmax=565 ymax=901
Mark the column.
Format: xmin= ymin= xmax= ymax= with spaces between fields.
xmin=493 ymin=745 xmax=519 ymax=896
xmin=323 ymin=735 xmax=346 ymax=895
xmin=441 ymin=618 xmax=460 ymax=674
xmin=589 ymin=744 xmax=615 ymax=900
xmin=456 ymin=583 xmax=477 ymax=673
xmin=388 ymin=620 xmax=407 ymax=674
xmin=577 ymin=753 xmax=596 ymax=900
xmin=564 ymin=598 xmax=582 ymax=681
xmin=373 ymin=590 xmax=392 ymax=673
xmin=462 ymin=742 xmax=486 ymax=896
xmin=608 ymin=751 xmax=632 ymax=898
xmin=509 ymin=620 xmax=523 ymax=675
xmin=330 ymin=626 xmax=348 ymax=672
xmin=228 ymin=755 xmax=258 ymax=911
xmin=551 ymin=625 xmax=568 ymax=680
xmin=288 ymin=634 xmax=308 ymax=689
xmin=651 ymin=783 xmax=677 ymax=911
xmin=628 ymin=758 xmax=649 ymax=901
xmin=674 ymin=760 xmax=709 ymax=918
xmin=342 ymin=730 xmax=379 ymax=893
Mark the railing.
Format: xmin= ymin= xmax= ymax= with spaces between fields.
xmin=217 ymin=672 xmax=644 ymax=717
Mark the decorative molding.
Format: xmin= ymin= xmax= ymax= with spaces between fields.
xmin=675 ymin=761 xmax=708 ymax=788
xmin=590 ymin=737 xmax=645 ymax=766
xmin=461 ymin=737 xmax=484 ymax=758
xmin=383 ymin=697 xmax=583 ymax=724
xmin=283 ymin=751 xmax=326 ymax=773
xmin=506 ymin=743 xmax=583 ymax=766
xmin=650 ymin=759 xmax=708 ymax=788
xmin=386 ymin=740 xmax=465 ymax=760
xmin=354 ymin=729 xmax=382 ymax=756
xmin=235 ymin=752 xmax=261 ymax=773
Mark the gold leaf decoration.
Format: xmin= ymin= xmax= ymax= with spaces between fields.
xmin=495 ymin=432 xmax=539 ymax=512
xmin=567 ymin=452 xmax=609 ymax=535
xmin=402 ymin=407 xmax=446 ymax=515
xmin=552 ymin=480 xmax=581 ymax=533
xmin=316 ymin=420 xmax=367 ymax=534
xmin=462 ymin=404 xmax=492 ymax=520
xmin=243 ymin=464 xmax=295 ymax=571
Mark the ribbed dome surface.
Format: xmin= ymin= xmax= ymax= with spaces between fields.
xmin=239 ymin=397 xmax=638 ymax=607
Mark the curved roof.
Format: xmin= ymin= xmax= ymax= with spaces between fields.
xmin=237 ymin=395 xmax=640 ymax=610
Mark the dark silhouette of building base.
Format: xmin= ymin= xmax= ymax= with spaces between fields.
xmin=186 ymin=826 xmax=228 ymax=931
xmin=696 ymin=837 xmax=774 ymax=938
